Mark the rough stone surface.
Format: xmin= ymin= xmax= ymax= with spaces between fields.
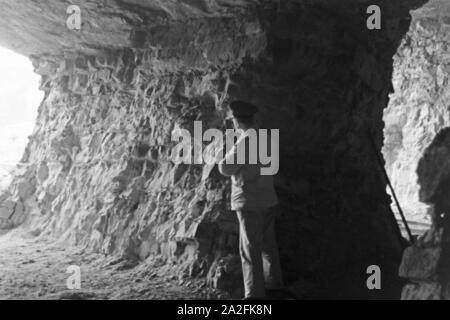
xmin=399 ymin=129 xmax=450 ymax=300
xmin=383 ymin=17 xmax=450 ymax=224
xmin=398 ymin=246 xmax=441 ymax=281
xmin=401 ymin=282 xmax=441 ymax=300
xmin=413 ymin=0 xmax=450 ymax=19
xmin=0 ymin=0 xmax=432 ymax=299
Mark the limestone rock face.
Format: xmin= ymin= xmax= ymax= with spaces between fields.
xmin=383 ymin=17 xmax=450 ymax=223
xmin=0 ymin=0 xmax=430 ymax=298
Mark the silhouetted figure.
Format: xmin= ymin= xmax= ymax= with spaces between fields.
xmin=218 ymin=100 xmax=284 ymax=300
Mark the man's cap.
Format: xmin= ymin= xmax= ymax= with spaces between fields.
xmin=229 ymin=100 xmax=259 ymax=118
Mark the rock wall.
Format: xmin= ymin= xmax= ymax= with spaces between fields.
xmin=383 ymin=17 xmax=450 ymax=224
xmin=0 ymin=0 xmax=428 ymax=298
xmin=399 ymin=128 xmax=450 ymax=299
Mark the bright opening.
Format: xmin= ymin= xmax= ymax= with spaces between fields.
xmin=0 ymin=47 xmax=44 ymax=193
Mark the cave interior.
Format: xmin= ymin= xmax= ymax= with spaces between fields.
xmin=0 ymin=0 xmax=449 ymax=300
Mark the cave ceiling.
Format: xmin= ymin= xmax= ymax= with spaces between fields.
xmin=0 ymin=0 xmax=442 ymax=58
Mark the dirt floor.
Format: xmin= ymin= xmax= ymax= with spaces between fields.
xmin=0 ymin=230 xmax=227 ymax=300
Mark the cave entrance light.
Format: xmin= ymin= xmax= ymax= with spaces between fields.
xmin=0 ymin=46 xmax=43 ymax=193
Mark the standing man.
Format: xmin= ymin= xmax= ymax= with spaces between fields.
xmin=218 ymin=100 xmax=284 ymax=300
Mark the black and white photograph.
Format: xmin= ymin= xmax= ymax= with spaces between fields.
xmin=0 ymin=0 xmax=449 ymax=308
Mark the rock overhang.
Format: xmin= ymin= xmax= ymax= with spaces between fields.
xmin=0 ymin=0 xmax=436 ymax=59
